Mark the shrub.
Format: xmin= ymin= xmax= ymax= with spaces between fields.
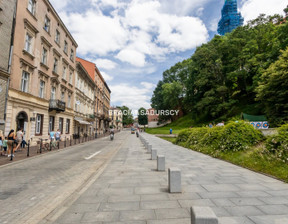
xmin=265 ymin=124 xmax=288 ymax=163
xmin=175 ymin=129 xmax=194 ymax=145
xmin=185 ymin=127 xmax=209 ymax=149
xmin=218 ymin=121 xmax=264 ymax=152
xmin=177 ymin=121 xmax=264 ymax=153
xmin=200 ymin=126 xmax=224 ymax=150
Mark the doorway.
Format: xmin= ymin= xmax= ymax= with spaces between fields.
xmin=16 ymin=111 xmax=28 ymax=131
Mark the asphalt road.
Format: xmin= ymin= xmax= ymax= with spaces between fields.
xmin=0 ymin=131 xmax=128 ymax=224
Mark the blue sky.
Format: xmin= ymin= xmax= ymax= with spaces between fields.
xmin=50 ymin=0 xmax=287 ymax=111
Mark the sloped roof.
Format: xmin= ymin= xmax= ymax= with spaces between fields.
xmin=76 ymin=57 xmax=95 ymax=81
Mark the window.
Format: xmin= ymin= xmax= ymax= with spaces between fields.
xmin=28 ymin=0 xmax=36 ymax=15
xmin=69 ymin=72 xmax=72 ymax=84
xmin=70 ymin=49 xmax=74 ymax=61
xmin=41 ymin=48 xmax=48 ymax=65
xmin=62 ymin=66 xmax=67 ymax=80
xmin=49 ymin=116 xmax=55 ymax=133
xmin=21 ymin=71 xmax=29 ymax=92
xmin=24 ymin=33 xmax=32 ymax=53
xmin=44 ymin=16 xmax=50 ymax=33
xmin=77 ymin=78 xmax=80 ymax=88
xmin=68 ymin=95 xmax=71 ymax=108
xmin=53 ymin=58 xmax=58 ymax=73
xmin=61 ymin=91 xmax=65 ymax=102
xmin=51 ymin=86 xmax=56 ymax=99
xmin=36 ymin=114 xmax=43 ymax=135
xmin=55 ymin=30 xmax=60 ymax=44
xmin=39 ymin=80 xmax=45 ymax=98
xmin=64 ymin=40 xmax=68 ymax=54
xmin=59 ymin=117 xmax=63 ymax=134
xmin=66 ymin=119 xmax=70 ymax=134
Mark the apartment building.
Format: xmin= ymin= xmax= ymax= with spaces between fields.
xmin=5 ymin=0 xmax=78 ymax=144
xmin=76 ymin=58 xmax=111 ymax=136
xmin=103 ymin=82 xmax=111 ymax=131
xmin=0 ymin=0 xmax=17 ymax=132
xmin=109 ymin=107 xmax=123 ymax=130
xmin=74 ymin=60 xmax=96 ymax=137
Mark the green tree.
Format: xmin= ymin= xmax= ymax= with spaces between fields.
xmin=119 ymin=106 xmax=134 ymax=126
xmin=151 ymin=7 xmax=288 ymax=124
xmin=257 ymin=47 xmax=288 ymax=125
xmin=138 ymin=107 xmax=148 ymax=125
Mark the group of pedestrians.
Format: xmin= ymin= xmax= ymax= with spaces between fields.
xmin=0 ymin=128 xmax=27 ymax=157
xmin=49 ymin=129 xmax=61 ymax=141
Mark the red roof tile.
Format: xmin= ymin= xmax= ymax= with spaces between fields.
xmin=76 ymin=57 xmax=95 ymax=81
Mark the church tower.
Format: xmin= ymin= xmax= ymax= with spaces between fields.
xmin=218 ymin=0 xmax=244 ymax=35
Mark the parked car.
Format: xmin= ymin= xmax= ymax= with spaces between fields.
xmin=131 ymin=128 xmax=135 ymax=134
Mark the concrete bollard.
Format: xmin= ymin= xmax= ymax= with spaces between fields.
xmin=168 ymin=168 xmax=181 ymax=193
xmin=151 ymin=149 xmax=157 ymax=160
xmin=148 ymin=145 xmax=152 ymax=153
xmin=157 ymin=155 xmax=165 ymax=171
xmin=190 ymin=207 xmax=218 ymax=224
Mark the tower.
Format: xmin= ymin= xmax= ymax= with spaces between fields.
xmin=217 ymin=0 xmax=244 ymax=35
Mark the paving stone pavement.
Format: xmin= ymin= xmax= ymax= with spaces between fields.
xmin=51 ymin=132 xmax=288 ymax=224
xmin=0 ymin=132 xmax=127 ymax=224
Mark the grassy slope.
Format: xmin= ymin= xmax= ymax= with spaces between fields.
xmin=146 ymin=114 xmax=195 ymax=135
xmin=160 ymin=136 xmax=288 ymax=182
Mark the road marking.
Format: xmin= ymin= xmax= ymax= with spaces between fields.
xmin=85 ymin=151 xmax=101 ymax=160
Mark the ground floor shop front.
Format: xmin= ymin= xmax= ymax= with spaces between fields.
xmin=5 ymin=89 xmax=74 ymax=145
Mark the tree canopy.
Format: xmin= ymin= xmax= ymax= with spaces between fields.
xmin=138 ymin=107 xmax=148 ymax=125
xmin=151 ymin=8 xmax=288 ymax=126
xmin=119 ymin=106 xmax=134 ymax=126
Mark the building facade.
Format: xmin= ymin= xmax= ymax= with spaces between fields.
xmin=5 ymin=0 xmax=77 ymax=144
xmin=76 ymin=58 xmax=112 ymax=136
xmin=147 ymin=108 xmax=159 ymax=128
xmin=109 ymin=107 xmax=123 ymax=130
xmin=218 ymin=0 xmax=244 ymax=35
xmin=0 ymin=0 xmax=17 ymax=132
xmin=74 ymin=60 xmax=96 ymax=137
xmin=103 ymin=82 xmax=111 ymax=132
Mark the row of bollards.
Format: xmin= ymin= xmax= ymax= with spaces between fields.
xmin=139 ymin=135 xmax=181 ymax=193
xmin=139 ymin=134 xmax=218 ymax=224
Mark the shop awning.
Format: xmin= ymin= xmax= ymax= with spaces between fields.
xmin=77 ymin=120 xmax=91 ymax=125
xmin=74 ymin=118 xmax=91 ymax=125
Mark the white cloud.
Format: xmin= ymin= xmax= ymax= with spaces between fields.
xmin=240 ymin=0 xmax=286 ymax=23
xmin=116 ymin=49 xmax=147 ymax=67
xmin=60 ymin=10 xmax=128 ymax=56
xmin=160 ymin=0 xmax=212 ymax=16
xmin=196 ymin=7 xmax=204 ymax=17
xmin=50 ymin=0 xmax=69 ymax=11
xmin=110 ymin=82 xmax=154 ymax=111
xmin=141 ymin=82 xmax=156 ymax=89
xmin=209 ymin=18 xmax=218 ymax=32
xmin=56 ymin=0 xmax=208 ymax=67
xmin=94 ymin=59 xmax=118 ymax=70
xmin=101 ymin=71 xmax=114 ymax=81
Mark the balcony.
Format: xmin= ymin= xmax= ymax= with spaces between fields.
xmin=49 ymin=99 xmax=65 ymax=112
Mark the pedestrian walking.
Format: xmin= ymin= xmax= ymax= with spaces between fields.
xmin=21 ymin=131 xmax=28 ymax=149
xmin=170 ymin=128 xmax=172 ymax=134
xmin=55 ymin=129 xmax=61 ymax=141
xmin=2 ymin=137 xmax=8 ymax=156
xmin=0 ymin=130 xmax=3 ymax=155
xmin=15 ymin=128 xmax=23 ymax=151
xmin=7 ymin=129 xmax=16 ymax=158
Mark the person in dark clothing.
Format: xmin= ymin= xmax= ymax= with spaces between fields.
xmin=7 ymin=129 xmax=16 ymax=157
